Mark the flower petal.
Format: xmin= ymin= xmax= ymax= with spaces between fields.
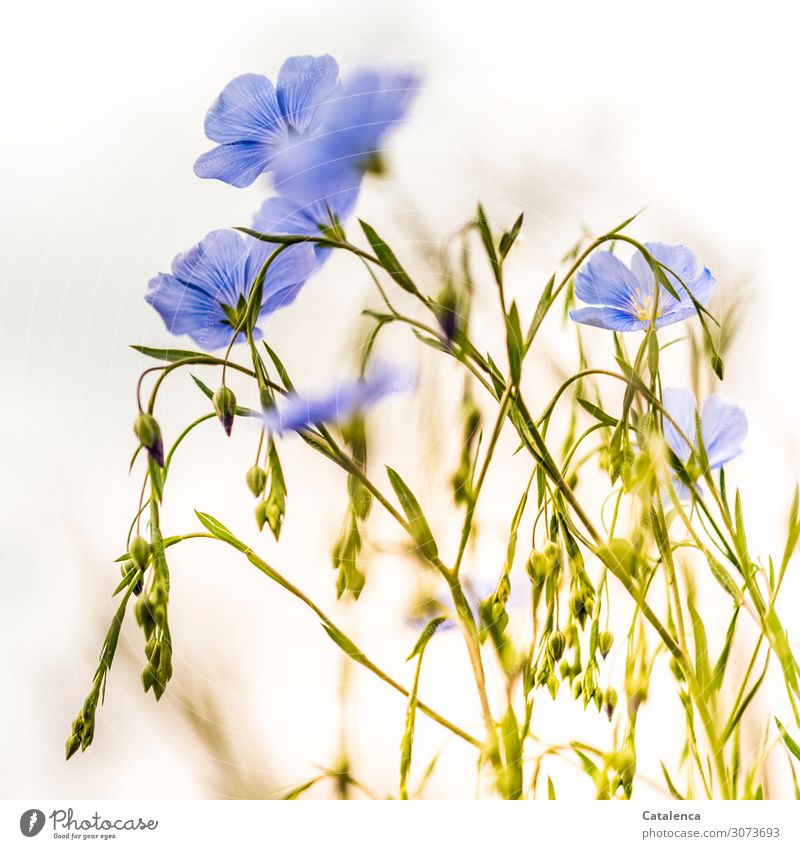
xmin=575 ymin=251 xmax=642 ymax=309
xmin=255 ymin=243 xmax=318 ymax=315
xmin=202 ymin=73 xmax=286 ymax=145
xmin=194 ymin=141 xmax=276 ymax=188
xmin=277 ymin=54 xmax=340 ymax=135
xmin=569 ymin=305 xmax=644 ymax=332
xmin=171 ymin=230 xmax=250 ymax=304
xmin=144 ymin=273 xmax=232 ymax=351
xmin=700 ymin=394 xmax=748 ymax=468
xmin=263 ymin=361 xmax=416 ymax=434
xmin=661 ymin=387 xmax=698 ymax=463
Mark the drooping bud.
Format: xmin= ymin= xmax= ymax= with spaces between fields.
xmin=128 ymin=536 xmax=152 ymax=571
xmin=65 ymin=733 xmax=81 ymax=760
xmin=255 ymin=500 xmax=268 ymax=531
xmin=604 ymin=687 xmax=618 ymax=720
xmin=527 ymin=550 xmax=549 ymax=585
xmin=213 ymin=386 xmax=236 ymax=436
xmin=548 ymin=630 xmax=566 ymax=661
xmin=246 ymin=465 xmax=267 ymax=497
xmin=543 ymin=540 xmax=561 ymax=569
xmin=134 ymin=413 xmax=164 ymax=467
xmin=599 ymin=630 xmax=614 ymax=658
xmin=546 ymin=675 xmax=559 ymax=699
xmin=559 ymin=659 xmax=570 ymax=680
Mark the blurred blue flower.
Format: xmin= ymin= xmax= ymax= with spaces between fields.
xmin=194 ymin=56 xmax=420 ymax=207
xmin=194 ymin=55 xmax=341 ymax=188
xmin=569 ymin=243 xmax=715 ymax=332
xmin=263 ymin=362 xmax=417 ymax=434
xmin=271 ymin=67 xmax=421 ymax=205
xmin=145 ymin=230 xmax=316 ymax=350
xmin=661 ymin=387 xmax=748 ymax=496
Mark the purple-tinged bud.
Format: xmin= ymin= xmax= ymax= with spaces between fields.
xmin=134 ymin=413 xmax=164 ymax=467
xmin=605 ymin=687 xmax=618 ymax=720
xmin=599 ymin=630 xmax=614 ymax=658
xmin=213 ymin=386 xmax=236 ymax=436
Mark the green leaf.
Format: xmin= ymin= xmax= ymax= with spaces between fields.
xmin=386 ymin=467 xmax=439 ymax=563
xmin=706 ymin=553 xmax=745 ymax=607
xmin=407 ymin=616 xmax=448 ymax=660
xmin=194 ymin=510 xmax=247 ymax=552
xmin=262 ymin=342 xmax=296 ymax=392
xmin=577 ymin=398 xmax=618 ymax=427
xmin=131 ymin=345 xmax=205 ymax=362
xmin=505 ymin=301 xmax=523 ymax=385
xmin=320 ymin=621 xmax=366 ymax=662
xmin=547 ymin=776 xmax=556 ymax=800
xmin=687 ymin=592 xmax=711 ymax=694
xmin=359 ymin=220 xmax=419 ymax=294
xmin=720 ymin=658 xmax=769 ymax=744
xmin=776 ymin=718 xmax=800 ymax=762
xmin=660 ymin=762 xmax=685 ymax=800
xmin=475 ymin=204 xmax=501 ymax=286
xmin=498 ymin=212 xmax=524 ymax=260
xmin=499 ymin=705 xmax=523 ymax=800
xmin=264 ymin=438 xmax=287 ymax=541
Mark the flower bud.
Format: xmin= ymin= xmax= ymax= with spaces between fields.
xmin=572 ymin=678 xmax=583 ymax=699
xmin=558 ymin=659 xmax=570 ymax=680
xmin=255 ymin=500 xmax=268 ymax=531
xmin=604 ymin=687 xmax=618 ymax=720
xmin=599 ymin=630 xmax=614 ymax=658
xmin=543 ymin=540 xmax=561 ymax=569
xmin=246 ymin=465 xmax=267 ymax=497
xmin=213 ymin=386 xmax=236 ymax=436
xmin=546 ymin=675 xmax=559 ymax=699
xmin=128 ymin=535 xmax=151 ymax=570
xmin=527 ymin=550 xmax=548 ymax=584
xmin=65 ymin=733 xmax=82 ymax=760
xmin=548 ymin=630 xmax=566 ymax=661
xmin=134 ymin=413 xmax=164 ymax=467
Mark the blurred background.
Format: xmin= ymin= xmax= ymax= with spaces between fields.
xmin=3 ymin=0 xmax=800 ymax=799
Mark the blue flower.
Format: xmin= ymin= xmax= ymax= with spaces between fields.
xmin=569 ymin=243 xmax=715 ymax=331
xmin=271 ymin=67 xmax=421 ymax=205
xmin=145 ymin=230 xmax=316 ymax=350
xmin=661 ymin=387 xmax=748 ymax=496
xmin=194 ymin=57 xmax=420 ymax=204
xmin=251 ymin=183 xmax=358 ymax=260
xmin=263 ymin=362 xmax=416 ymax=434
xmin=194 ymin=55 xmax=341 ymax=188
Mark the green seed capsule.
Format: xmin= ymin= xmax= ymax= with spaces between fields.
xmin=246 ymin=465 xmax=267 ymax=497
xmin=255 ymin=500 xmax=268 ymax=531
xmin=599 ymin=630 xmax=614 ymax=658
xmin=548 ymin=630 xmax=566 ymax=661
xmin=133 ymin=413 xmax=164 ymax=467
xmin=213 ymin=386 xmax=237 ymax=436
xmin=527 ymin=550 xmax=548 ymax=584
xmin=128 ymin=535 xmax=152 ymax=570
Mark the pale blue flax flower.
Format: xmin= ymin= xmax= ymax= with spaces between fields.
xmin=263 ymin=362 xmax=416 ymax=434
xmin=145 ymin=230 xmax=316 ymax=350
xmin=271 ymin=67 xmax=421 ymax=205
xmin=569 ymin=243 xmax=715 ymax=331
xmin=661 ymin=387 xmax=748 ymax=497
xmin=194 ymin=56 xmax=420 ymax=204
xmin=193 ymin=55 xmax=341 ymax=188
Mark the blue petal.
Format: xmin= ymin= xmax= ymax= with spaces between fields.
xmin=202 ymin=73 xmax=286 ymax=145
xmin=632 ymin=243 xmax=715 ymax=313
xmin=171 ymin=229 xmax=251 ymax=304
xmin=700 ymin=394 xmax=748 ymax=468
xmin=263 ymin=361 xmax=416 ymax=434
xmin=322 ymin=70 xmax=421 ymax=154
xmin=145 ymin=273 xmax=233 ymax=351
xmin=277 ymin=55 xmax=339 ymax=135
xmin=661 ymin=387 xmax=698 ymax=463
xmin=252 ymin=184 xmax=359 ymax=241
xmin=194 ymin=141 xmax=278 ymax=188
xmin=255 ymin=243 xmax=317 ymax=316
xmin=569 ymin=306 xmax=644 ymax=332
xmin=575 ymin=251 xmax=642 ymax=309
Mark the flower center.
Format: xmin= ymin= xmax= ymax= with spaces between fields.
xmin=631 ymin=288 xmax=661 ymax=322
